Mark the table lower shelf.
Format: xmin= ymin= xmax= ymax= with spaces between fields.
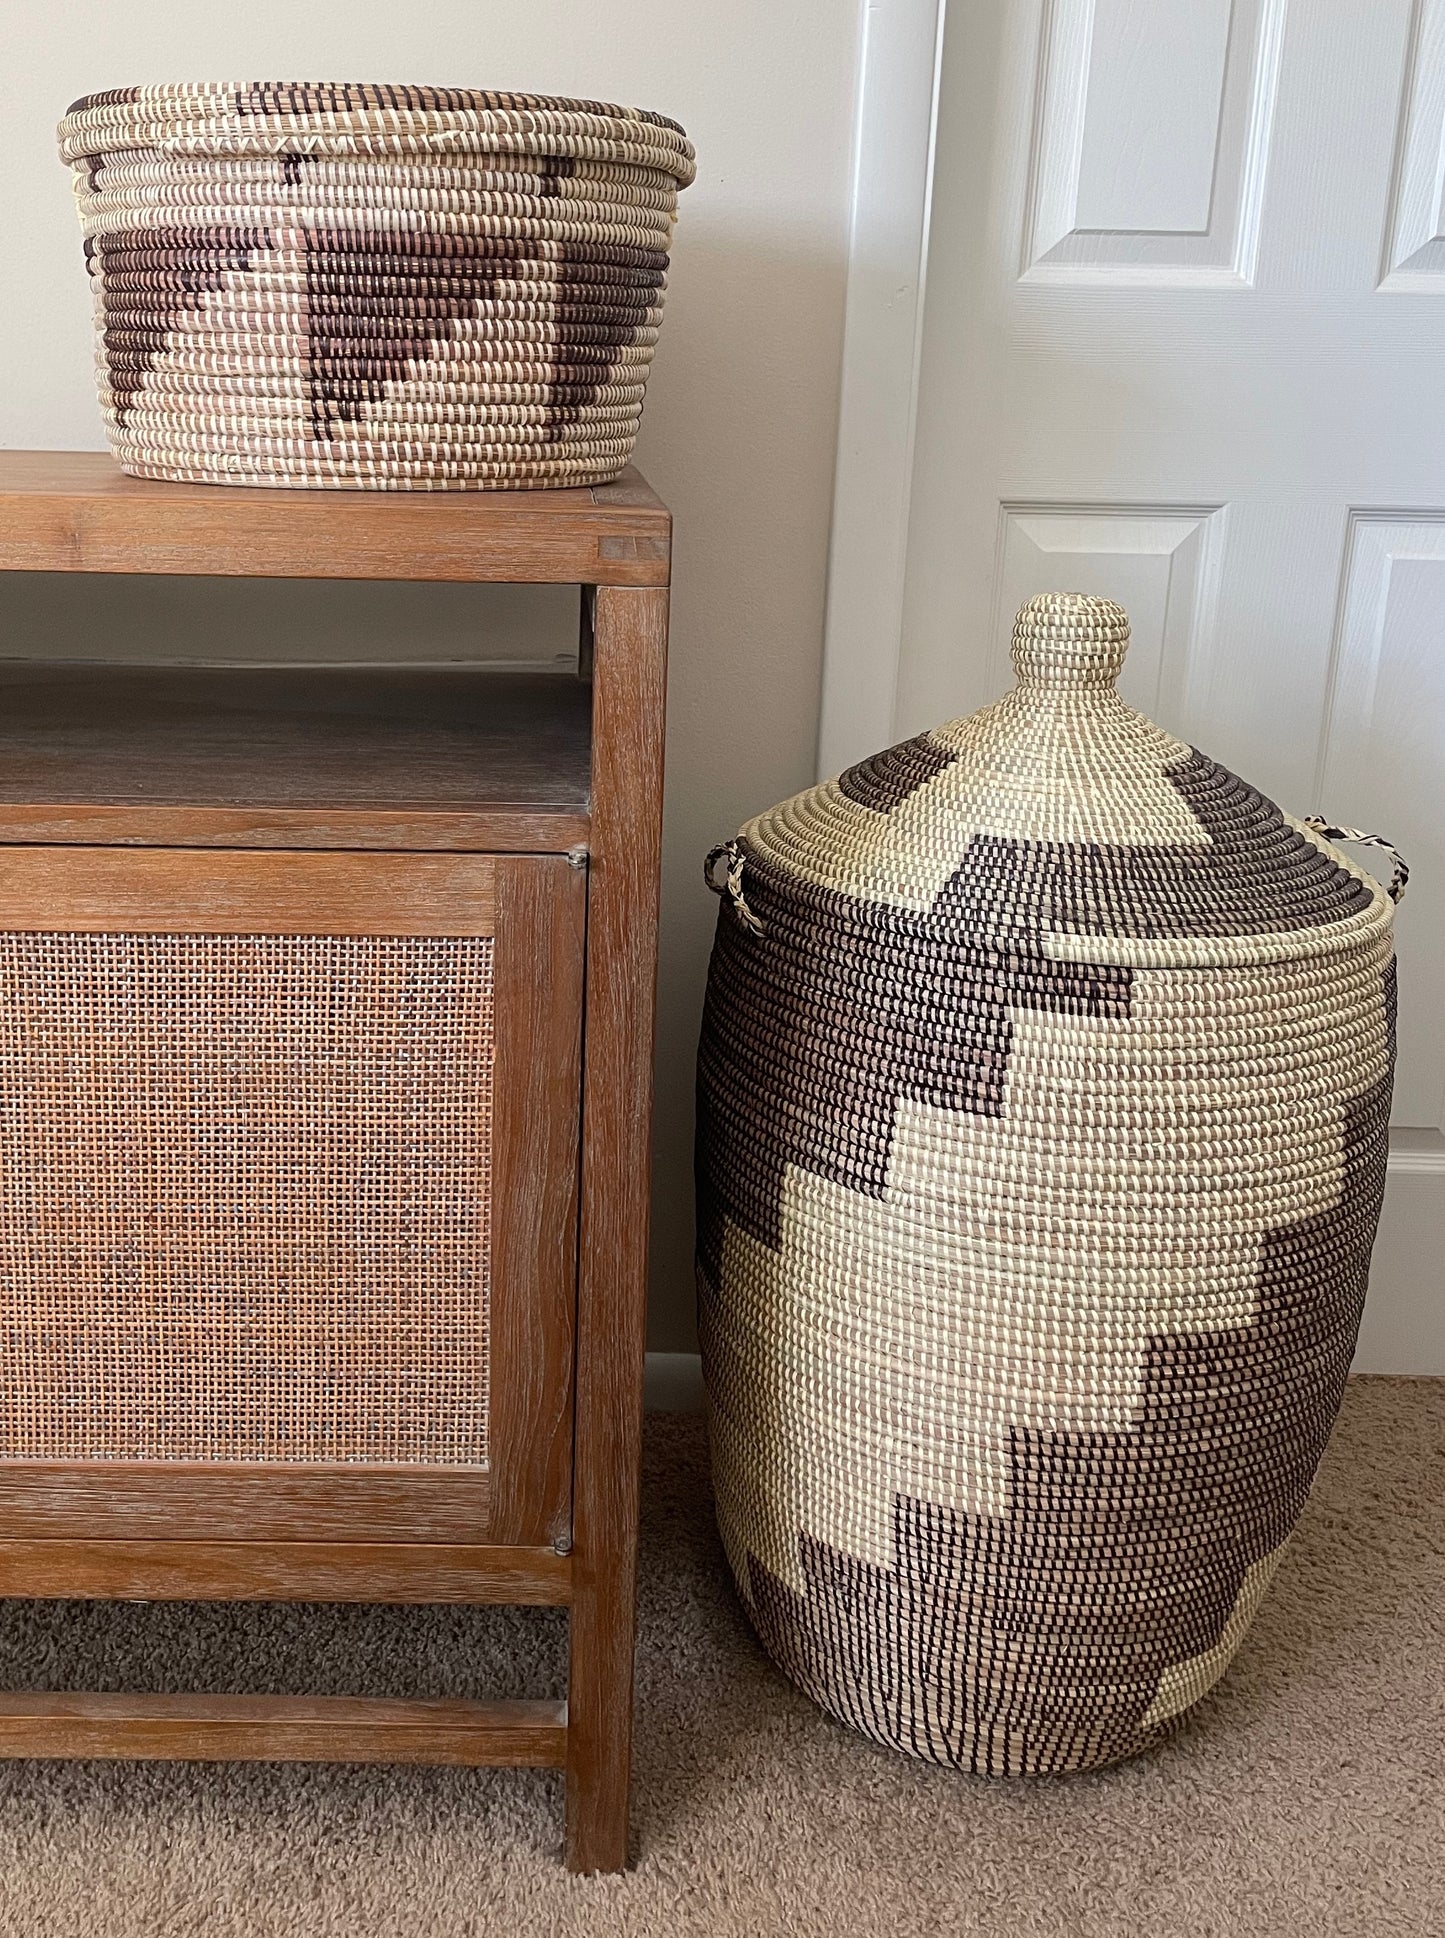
xmin=0 ymin=1691 xmax=568 ymax=1766
xmin=0 ymin=1540 xmax=571 ymax=1604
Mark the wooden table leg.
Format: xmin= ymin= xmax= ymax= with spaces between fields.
xmin=565 ymin=582 xmax=669 ymax=1874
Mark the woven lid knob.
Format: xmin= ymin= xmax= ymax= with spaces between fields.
xmin=1010 ymin=593 xmax=1130 ymax=691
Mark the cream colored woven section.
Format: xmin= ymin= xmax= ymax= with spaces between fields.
xmin=703 ymin=937 xmax=1394 ymax=1595
xmin=0 ymin=933 xmax=493 ymax=1467
xmin=58 ymin=84 xmax=697 ymax=184
xmin=742 ymin=599 xmax=1204 ymax=916
xmin=1142 ymin=1545 xmax=1288 ymax=1728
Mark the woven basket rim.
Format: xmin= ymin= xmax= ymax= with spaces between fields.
xmin=90 ymin=295 xmax=666 ymax=325
xmin=70 ymin=150 xmax=677 ymax=179
xmin=113 ymin=458 xmax=619 ymax=491
xmin=109 ymin=451 xmax=627 ymax=482
xmin=102 ymin=419 xmax=643 ymax=450
xmin=63 ymin=81 xmax=688 ymax=135
xmin=82 ymin=231 xmax=669 ymax=266
xmin=734 ymin=810 xmax=1396 ymax=970
xmin=108 ymin=434 xmax=628 ymax=461
xmin=86 ymin=267 xmax=663 ymax=291
xmin=59 ymin=84 xmax=695 ymax=187
xmin=93 ymin=317 xmax=664 ymax=350
xmin=77 ymin=215 xmax=676 ymax=253
xmin=94 ymin=378 xmax=644 ymax=414
xmin=103 ymin=416 xmax=638 ymax=449
xmin=75 ymin=187 xmax=678 ymax=222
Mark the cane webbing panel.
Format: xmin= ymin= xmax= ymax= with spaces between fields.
xmin=0 ymin=932 xmax=493 ymax=1466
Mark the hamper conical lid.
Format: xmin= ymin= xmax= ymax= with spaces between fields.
xmin=739 ymin=593 xmax=1393 ymax=968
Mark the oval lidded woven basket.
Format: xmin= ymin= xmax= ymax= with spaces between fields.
xmin=696 ymin=593 xmax=1403 ymax=1775
xmin=57 ymin=84 xmax=695 ymax=490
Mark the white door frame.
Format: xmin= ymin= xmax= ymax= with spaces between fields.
xmin=817 ymin=0 xmax=947 ymax=781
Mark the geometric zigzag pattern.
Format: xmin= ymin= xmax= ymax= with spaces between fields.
xmin=88 ymin=213 xmax=668 ymax=448
xmin=59 ymin=85 xmax=693 ymax=489
xmin=697 ymin=594 xmax=1398 ymax=1773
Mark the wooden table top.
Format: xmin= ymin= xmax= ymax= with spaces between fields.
xmin=0 ymin=452 xmax=671 ymax=586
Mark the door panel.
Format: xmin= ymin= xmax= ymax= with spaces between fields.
xmin=0 ymin=850 xmax=584 ymax=1541
xmin=1381 ymin=0 xmax=1445 ymax=289
xmin=895 ymin=0 xmax=1445 ymax=1362
xmin=1023 ymin=0 xmax=1285 ymax=284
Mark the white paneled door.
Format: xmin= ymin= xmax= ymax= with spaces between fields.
xmin=842 ymin=0 xmax=1445 ymax=1366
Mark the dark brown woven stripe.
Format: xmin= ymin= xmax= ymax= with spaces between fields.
xmin=94 ymin=227 xmax=263 ymax=425
xmin=89 ymin=246 xmax=669 ymax=282
xmin=94 ymin=291 xmax=655 ymax=332
xmin=102 ymin=377 xmax=641 ymax=406
xmin=65 ymin=86 xmax=141 ymax=113
xmin=86 ymin=225 xmax=669 ymax=270
xmin=263 ymin=149 xmax=581 ymax=191
xmin=94 ymin=294 xmax=660 ymax=328
xmin=837 ymin=733 xmax=960 ymax=813
xmin=84 ymin=257 xmax=658 ymax=294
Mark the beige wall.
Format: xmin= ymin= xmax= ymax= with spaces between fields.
xmin=0 ymin=4 xmax=859 ymax=1350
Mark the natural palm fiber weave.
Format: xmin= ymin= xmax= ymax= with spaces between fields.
xmin=696 ymin=592 xmax=1402 ymax=1776
xmin=58 ymin=83 xmax=693 ymax=489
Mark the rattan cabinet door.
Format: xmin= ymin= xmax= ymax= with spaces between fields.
xmin=0 ymin=848 xmax=584 ymax=1550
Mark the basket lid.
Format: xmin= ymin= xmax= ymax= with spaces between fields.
xmin=738 ymin=593 xmax=1394 ymax=970
xmin=58 ymin=83 xmax=695 ymax=187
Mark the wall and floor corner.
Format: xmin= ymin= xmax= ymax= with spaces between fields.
xmin=0 ymin=0 xmax=863 ymax=1370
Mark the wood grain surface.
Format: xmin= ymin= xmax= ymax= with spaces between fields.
xmin=0 ymin=803 xmax=591 ymax=852
xmin=488 ymin=857 xmax=586 ymax=1547
xmin=0 ymin=1692 xmax=568 ymax=1766
xmin=0 ymin=1463 xmax=494 ymax=1543
xmin=566 ymin=583 xmax=670 ymax=1872
xmin=0 ymin=453 xmax=670 ymax=586
xmin=0 ymin=847 xmax=498 ymax=934
xmin=0 ymin=662 xmax=592 ymax=851
xmin=0 ymin=1540 xmax=571 ymax=1604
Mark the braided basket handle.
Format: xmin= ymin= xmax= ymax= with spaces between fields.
xmin=1304 ymin=819 xmax=1409 ymax=905
xmin=704 ymin=840 xmax=765 ymax=936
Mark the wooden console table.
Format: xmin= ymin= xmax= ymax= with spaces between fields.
xmin=0 ymin=452 xmax=670 ymax=1873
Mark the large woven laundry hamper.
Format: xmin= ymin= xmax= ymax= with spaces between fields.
xmin=696 ymin=593 xmax=1404 ymax=1775
xmin=57 ymin=83 xmax=694 ymax=489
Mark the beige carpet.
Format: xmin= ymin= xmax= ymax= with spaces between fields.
xmin=0 ymin=1376 xmax=1439 ymax=1937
